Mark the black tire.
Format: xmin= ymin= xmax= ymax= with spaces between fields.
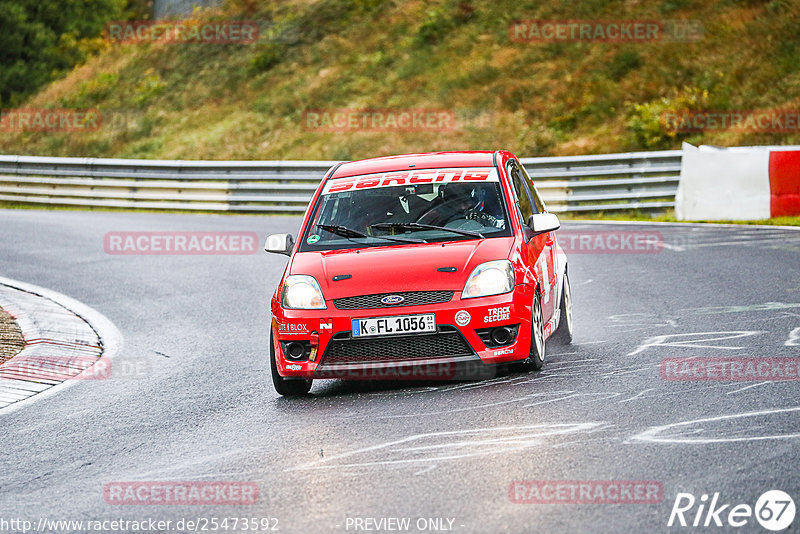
xmin=521 ymin=291 xmax=545 ymax=371
xmin=551 ymin=269 xmax=573 ymax=345
xmin=270 ymin=331 xmax=312 ymax=396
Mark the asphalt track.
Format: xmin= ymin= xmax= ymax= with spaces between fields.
xmin=1 ymin=209 xmax=799 ymax=533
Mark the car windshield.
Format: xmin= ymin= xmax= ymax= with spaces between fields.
xmin=300 ymin=167 xmax=511 ymax=250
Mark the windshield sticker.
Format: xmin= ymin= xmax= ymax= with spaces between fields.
xmin=307 ymin=234 xmax=321 ymax=244
xmin=323 ymin=168 xmax=499 ymax=194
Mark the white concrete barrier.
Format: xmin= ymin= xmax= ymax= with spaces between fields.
xmin=677 ymin=143 xmax=800 ymax=220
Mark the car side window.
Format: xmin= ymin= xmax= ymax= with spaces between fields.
xmin=507 ymin=162 xmax=535 ymax=226
xmin=519 ymin=164 xmax=546 ymax=213
xmin=530 ymin=185 xmax=546 ymax=214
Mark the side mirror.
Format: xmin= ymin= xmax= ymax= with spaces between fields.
xmin=527 ymin=213 xmax=560 ymax=235
xmin=264 ymin=233 xmax=295 ymax=256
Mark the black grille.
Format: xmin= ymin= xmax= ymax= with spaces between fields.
xmin=319 ymin=326 xmax=475 ymax=365
xmin=333 ymin=291 xmax=453 ymax=310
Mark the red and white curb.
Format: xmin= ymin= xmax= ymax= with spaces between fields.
xmin=0 ymin=276 xmax=122 ymax=413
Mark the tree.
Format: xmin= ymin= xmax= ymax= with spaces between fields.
xmin=0 ymin=0 xmax=127 ymax=106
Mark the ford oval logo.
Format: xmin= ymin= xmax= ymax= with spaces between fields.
xmin=381 ymin=295 xmax=405 ymax=305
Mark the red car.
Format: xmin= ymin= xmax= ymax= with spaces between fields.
xmin=265 ymin=151 xmax=572 ymax=396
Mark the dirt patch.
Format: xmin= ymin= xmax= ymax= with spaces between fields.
xmin=0 ymin=306 xmax=25 ymax=364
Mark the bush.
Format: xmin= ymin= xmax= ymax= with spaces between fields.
xmin=627 ymin=87 xmax=709 ymax=149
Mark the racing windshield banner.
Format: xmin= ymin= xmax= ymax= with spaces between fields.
xmin=322 ymin=168 xmax=499 ymax=195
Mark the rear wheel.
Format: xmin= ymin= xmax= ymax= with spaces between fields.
xmin=270 ymin=331 xmax=312 ymax=396
xmin=552 ymin=270 xmax=573 ymax=345
xmin=521 ymin=291 xmax=545 ymax=371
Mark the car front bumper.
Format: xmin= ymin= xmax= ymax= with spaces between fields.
xmin=271 ymin=285 xmax=535 ymax=380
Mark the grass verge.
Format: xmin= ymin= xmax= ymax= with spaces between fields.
xmin=0 ymin=306 xmax=25 ymax=365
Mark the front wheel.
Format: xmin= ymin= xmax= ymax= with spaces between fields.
xmin=521 ymin=291 xmax=545 ymax=371
xmin=270 ymin=331 xmax=312 ymax=396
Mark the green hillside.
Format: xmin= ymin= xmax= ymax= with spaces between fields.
xmin=1 ymin=0 xmax=799 ymax=160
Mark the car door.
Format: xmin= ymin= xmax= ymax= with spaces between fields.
xmin=507 ymin=160 xmax=557 ymax=323
xmin=520 ymin=164 xmax=558 ymax=314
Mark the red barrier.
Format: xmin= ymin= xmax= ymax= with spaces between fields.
xmin=768 ymin=151 xmax=800 ymax=217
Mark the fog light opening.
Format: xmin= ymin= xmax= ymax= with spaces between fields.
xmin=286 ymin=342 xmax=306 ymax=360
xmin=491 ymin=326 xmax=513 ymax=346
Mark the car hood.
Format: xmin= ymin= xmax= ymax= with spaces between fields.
xmin=289 ymin=238 xmax=515 ymax=299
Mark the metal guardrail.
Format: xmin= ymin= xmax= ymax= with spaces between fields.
xmin=522 ymin=150 xmax=681 ymax=212
xmin=0 ymin=150 xmax=681 ymax=214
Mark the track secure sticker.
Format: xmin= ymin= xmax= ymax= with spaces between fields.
xmin=307 ymin=234 xmax=320 ymax=244
xmin=485 ymin=306 xmax=511 ymax=323
xmin=455 ymin=310 xmax=471 ymax=326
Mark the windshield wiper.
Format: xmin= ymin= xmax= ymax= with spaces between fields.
xmin=370 ymin=222 xmax=484 ymax=239
xmin=316 ymin=224 xmax=424 ymax=244
xmin=317 ymin=224 xmax=367 ymax=239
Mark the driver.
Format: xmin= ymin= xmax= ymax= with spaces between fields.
xmin=416 ymin=184 xmax=474 ymax=226
xmin=465 ymin=183 xmax=505 ymax=228
xmin=416 ymin=183 xmax=504 ymax=228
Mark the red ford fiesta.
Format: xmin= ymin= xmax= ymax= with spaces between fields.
xmin=265 ymin=151 xmax=572 ymax=396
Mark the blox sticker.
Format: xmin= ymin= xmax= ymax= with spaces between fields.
xmin=278 ymin=322 xmax=309 ymax=335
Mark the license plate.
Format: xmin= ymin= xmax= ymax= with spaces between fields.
xmin=351 ymin=314 xmax=436 ymax=338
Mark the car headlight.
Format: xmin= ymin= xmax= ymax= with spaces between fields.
xmin=462 ymin=260 xmax=515 ymax=299
xmin=282 ymin=275 xmax=326 ymax=309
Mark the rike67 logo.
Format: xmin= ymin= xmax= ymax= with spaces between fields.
xmin=668 ymin=490 xmax=795 ymax=531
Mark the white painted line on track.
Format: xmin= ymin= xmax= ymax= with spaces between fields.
xmin=629 ymin=406 xmax=800 ymax=444
xmin=288 ymin=422 xmax=605 ymax=471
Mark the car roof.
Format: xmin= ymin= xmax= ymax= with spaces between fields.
xmin=329 ymin=151 xmax=501 ymax=179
